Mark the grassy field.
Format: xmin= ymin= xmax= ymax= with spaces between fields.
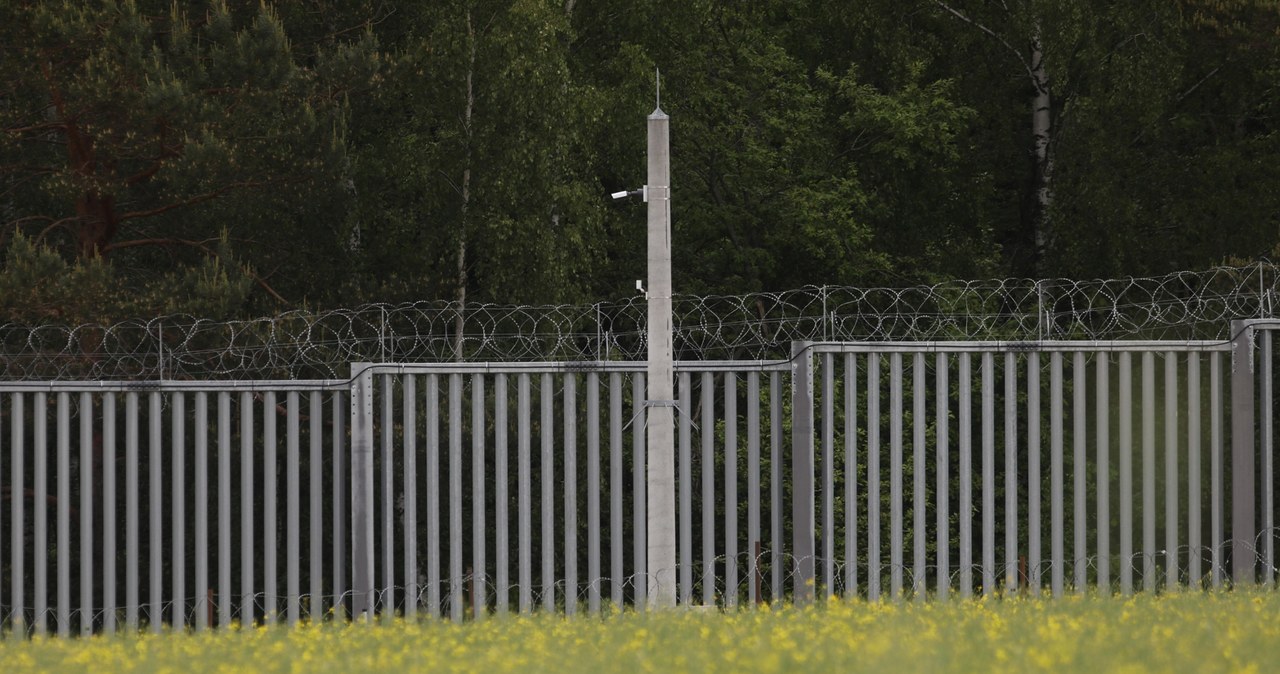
xmin=2 ymin=591 xmax=1278 ymax=673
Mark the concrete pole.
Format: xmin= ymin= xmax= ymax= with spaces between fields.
xmin=646 ymin=103 xmax=677 ymax=608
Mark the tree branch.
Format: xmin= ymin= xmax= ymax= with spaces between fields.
xmin=4 ymin=121 xmax=68 ymax=135
xmin=114 ymin=180 xmax=272 ymax=223
xmin=36 ymin=217 xmax=80 ymax=243
xmin=1177 ymin=64 xmax=1223 ymax=103
xmin=930 ymin=0 xmax=1036 ymax=81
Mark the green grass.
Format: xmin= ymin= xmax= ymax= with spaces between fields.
xmin=2 ymin=591 xmax=1278 ymax=673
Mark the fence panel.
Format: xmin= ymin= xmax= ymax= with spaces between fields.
xmin=6 ymin=325 xmax=1280 ymax=634
xmin=354 ymin=362 xmax=789 ymax=618
xmin=0 ymin=382 xmax=348 ymax=634
xmin=798 ymin=339 xmax=1240 ymax=599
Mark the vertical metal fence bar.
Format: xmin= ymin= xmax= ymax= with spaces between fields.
xmin=34 ymin=391 xmax=48 ymax=634
xmin=475 ymin=373 xmax=488 ymax=619
xmin=172 ymin=393 xmax=186 ymax=628
xmin=332 ymin=391 xmax=347 ymax=615
xmin=867 ymin=353 xmax=880 ymax=601
xmin=427 ymin=376 xmax=441 ymax=616
xmin=496 ymin=374 xmax=510 ymax=615
xmin=310 ymin=392 xmax=325 ymax=619
xmin=913 ymin=354 xmax=926 ymax=600
xmin=1211 ymin=352 xmax=1223 ymax=589
xmin=1119 ymin=352 xmax=1134 ymax=595
xmin=702 ymin=371 xmax=715 ymax=606
xmin=9 ymin=394 xmax=22 ymax=632
xmin=771 ymin=372 xmax=783 ymax=601
xmin=541 ymin=372 xmax=555 ymax=613
xmin=218 ymin=392 xmax=231 ymax=627
xmin=1166 ymin=352 xmax=1180 ymax=590
xmin=100 ymin=393 xmax=114 ymax=636
xmin=402 ymin=378 xmax=417 ymax=619
xmin=610 ymin=373 xmax=623 ymax=608
xmin=271 ymin=396 xmax=291 ymax=619
xmin=792 ymin=345 xmax=816 ymax=604
xmin=194 ymin=394 xmax=208 ymax=631
xmin=57 ymin=393 xmax=70 ymax=635
xmin=1028 ymin=353 xmax=1041 ymax=596
xmin=633 ymin=373 xmax=648 ymax=609
xmin=822 ymin=356 xmax=835 ymax=599
xmin=148 ymin=392 xmax=163 ymax=632
xmin=725 ymin=371 xmax=739 ymax=607
xmin=1073 ymin=352 xmax=1087 ymax=594
xmin=845 ymin=354 xmax=859 ymax=598
xmin=890 ymin=353 xmax=904 ymax=601
xmin=936 ymin=353 xmax=949 ymax=599
xmin=518 ymin=374 xmax=532 ymax=613
xmin=286 ymin=393 xmax=299 ymax=624
xmin=1049 ymin=352 xmax=1064 ymax=598
xmin=981 ymin=352 xmax=995 ymax=596
xmin=240 ymin=392 xmax=255 ymax=625
xmin=1188 ymin=354 xmax=1201 ymax=588
xmin=1004 ymin=353 xmax=1018 ymax=593
xmin=587 ymin=373 xmax=601 ymax=614
xmin=450 ymin=373 xmax=464 ymax=620
xmin=1143 ymin=351 xmax=1157 ymax=592
xmin=748 ymin=371 xmax=761 ymax=606
xmin=382 ymin=376 xmax=396 ymax=615
xmin=1262 ymin=332 xmax=1274 ymax=586
xmin=104 ymin=394 xmax=115 ymax=633
xmin=266 ymin=393 xmax=280 ymax=625
xmin=81 ymin=392 xmax=95 ymax=634
xmin=679 ymin=372 xmax=692 ymax=605
xmin=0 ymin=393 xmax=4 ymax=628
xmin=123 ymin=392 xmax=136 ymax=631
xmin=54 ymin=393 xmax=68 ymax=636
xmin=1097 ymin=354 xmax=1110 ymax=592
xmin=958 ymin=353 xmax=972 ymax=598
xmin=563 ymin=374 xmax=576 ymax=616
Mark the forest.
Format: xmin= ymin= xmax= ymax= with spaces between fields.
xmin=2 ymin=0 xmax=1279 ymax=326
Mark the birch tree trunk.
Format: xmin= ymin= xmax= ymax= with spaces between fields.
xmin=454 ymin=9 xmax=476 ymax=362
xmin=1029 ymin=25 xmax=1054 ymax=275
xmin=932 ymin=1 xmax=1056 ymax=276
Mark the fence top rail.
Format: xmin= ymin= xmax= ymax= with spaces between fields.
xmin=805 ymin=339 xmax=1234 ymax=355
xmin=360 ymin=360 xmax=792 ymax=377
xmin=0 ymin=379 xmax=349 ymax=393
xmin=1 ymin=337 xmax=1246 ymax=391
xmin=0 ymin=359 xmax=795 ymax=391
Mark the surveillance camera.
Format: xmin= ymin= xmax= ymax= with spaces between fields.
xmin=636 ymin=279 xmax=645 ymax=291
xmin=610 ymin=188 xmax=646 ymax=203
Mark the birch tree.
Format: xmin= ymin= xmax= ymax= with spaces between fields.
xmin=928 ymin=0 xmax=1060 ymax=275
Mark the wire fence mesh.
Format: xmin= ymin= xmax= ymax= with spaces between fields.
xmin=2 ymin=264 xmax=1276 ymax=380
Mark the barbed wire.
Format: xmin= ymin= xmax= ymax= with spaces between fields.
xmin=2 ymin=264 xmax=1277 ymax=381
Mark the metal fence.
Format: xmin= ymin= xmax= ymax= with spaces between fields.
xmin=2 ymin=321 xmax=1280 ymax=635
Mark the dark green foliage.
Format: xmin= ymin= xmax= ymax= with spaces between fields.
xmin=1 ymin=0 xmax=1278 ymax=316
